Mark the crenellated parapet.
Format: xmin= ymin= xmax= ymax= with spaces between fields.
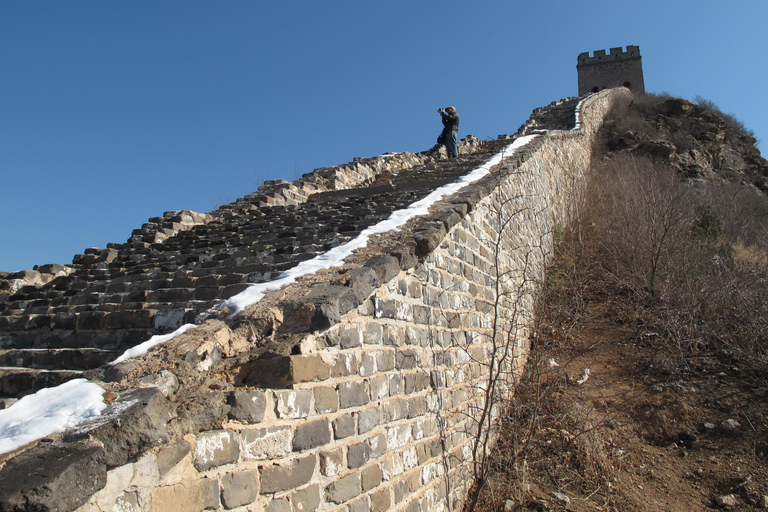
xmin=577 ymin=45 xmax=645 ymax=96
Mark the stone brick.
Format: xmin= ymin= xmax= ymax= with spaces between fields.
xmin=156 ymin=440 xmax=191 ymax=478
xmin=343 ymin=266 xmax=382 ymax=303
xmin=388 ymin=374 xmax=403 ymax=395
xmin=366 ymin=322 xmax=383 ymax=345
xmin=395 ymin=349 xmax=418 ymax=369
xmin=320 ymin=447 xmax=345 ymax=477
xmin=338 ymin=380 xmax=369 ymax=409
xmin=356 ymin=407 xmax=381 ymax=435
xmin=338 ymin=324 xmax=364 ymax=349
xmin=241 ymin=426 xmax=292 ymax=460
xmin=332 ymin=413 xmax=356 ymax=439
xmin=404 ymin=372 xmax=429 ymax=394
xmin=265 ymin=497 xmax=291 ymax=512
xmin=361 ymin=464 xmax=383 ymax=492
xmin=370 ymin=486 xmax=392 ymax=511
xmin=105 ymin=309 xmax=155 ymax=329
xmin=274 ymin=389 xmax=312 ymax=419
xmin=369 ymin=375 xmax=389 ymax=400
xmin=347 ymin=441 xmax=371 ymax=469
xmin=383 ymin=400 xmax=407 ymax=423
xmin=313 ymin=385 xmax=339 ymax=413
xmin=331 ymin=352 xmax=360 ymax=378
xmin=291 ymin=354 xmax=331 ymax=383
xmin=289 ymin=483 xmax=321 ymax=512
xmin=193 ymin=430 xmax=240 ymax=472
xmin=79 ymin=310 xmax=108 ymax=330
xmin=293 ymin=418 xmax=331 ymax=452
xmin=260 ymin=454 xmax=316 ymax=494
xmin=325 ymin=472 xmax=362 ymax=505
xmin=347 ymin=495 xmax=371 ymax=512
xmin=226 ymin=389 xmax=268 ymax=423
xmin=369 ymin=433 xmax=387 ymax=459
xmin=220 ymin=469 xmax=259 ymax=509
xmin=149 ymin=478 xmax=219 ymax=512
xmin=0 ymin=442 xmax=106 ymax=512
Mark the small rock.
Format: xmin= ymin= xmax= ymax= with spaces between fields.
xmin=504 ymin=499 xmax=518 ymax=512
xmin=719 ymin=419 xmax=741 ymax=432
xmin=553 ymin=492 xmax=570 ymax=507
xmin=704 ymin=422 xmax=716 ymax=431
xmin=715 ymin=494 xmax=738 ymax=507
xmin=759 ymin=495 xmax=768 ymax=509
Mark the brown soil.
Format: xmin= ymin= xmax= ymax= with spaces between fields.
xmin=473 ymin=300 xmax=768 ymax=511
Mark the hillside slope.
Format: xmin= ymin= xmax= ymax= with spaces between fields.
xmin=472 ymin=94 xmax=768 ymax=511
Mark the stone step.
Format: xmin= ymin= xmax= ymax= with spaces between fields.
xmin=0 ymin=368 xmax=83 ymax=399
xmin=0 ymin=348 xmax=119 ymax=371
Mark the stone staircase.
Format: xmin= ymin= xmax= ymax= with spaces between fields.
xmin=0 ymin=97 xmax=583 ymax=403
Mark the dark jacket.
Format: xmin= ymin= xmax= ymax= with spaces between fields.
xmin=441 ymin=111 xmax=459 ymax=132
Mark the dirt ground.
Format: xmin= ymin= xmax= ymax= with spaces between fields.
xmin=473 ymin=300 xmax=768 ymax=512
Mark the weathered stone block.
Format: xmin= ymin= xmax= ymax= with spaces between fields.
xmin=220 ymin=469 xmax=259 ymax=509
xmin=325 ymin=472 xmax=362 ymax=505
xmin=338 ymin=380 xmax=370 ymax=409
xmin=0 ymin=442 xmax=106 ymax=512
xmin=338 ymin=324 xmax=363 ymax=349
xmin=362 ymin=464 xmax=383 ymax=493
xmin=357 ymin=407 xmax=381 ymax=435
xmin=274 ymin=389 xmax=312 ymax=419
xmin=193 ymin=430 xmax=240 ymax=472
xmin=156 ymin=440 xmax=191 ymax=478
xmin=383 ymin=400 xmax=408 ymax=423
xmin=347 ymin=496 xmax=372 ymax=512
xmin=289 ymin=483 xmax=321 ymax=512
xmin=241 ymin=426 xmax=292 ymax=460
xmin=79 ymin=310 xmax=108 ymax=330
xmin=347 ymin=441 xmax=371 ymax=469
xmin=370 ymin=374 xmax=389 ymax=401
xmin=365 ymin=255 xmax=400 ymax=282
xmin=241 ymin=355 xmax=292 ymax=389
xmin=265 ymin=497 xmax=292 ymax=512
xmin=149 ymin=478 xmax=219 ymax=512
xmin=320 ymin=447 xmax=344 ymax=477
xmin=313 ymin=386 xmax=339 ymax=413
xmin=343 ymin=266 xmax=382 ymax=302
xmin=330 ymin=352 xmax=359 ymax=377
xmin=105 ymin=309 xmax=156 ymax=329
xmin=65 ymin=387 xmax=172 ymax=469
xmin=291 ymin=354 xmax=331 ymax=383
xmin=370 ymin=485 xmax=393 ymax=511
xmin=332 ymin=413 xmax=356 ymax=439
xmin=293 ymin=418 xmax=331 ymax=452
xmin=260 ymin=454 xmax=316 ymax=494
xmin=226 ymin=389 xmax=267 ymax=423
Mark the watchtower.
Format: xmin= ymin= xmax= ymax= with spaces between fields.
xmin=577 ymin=45 xmax=645 ymax=96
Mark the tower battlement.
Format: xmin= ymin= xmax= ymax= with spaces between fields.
xmin=577 ymin=45 xmax=644 ymax=96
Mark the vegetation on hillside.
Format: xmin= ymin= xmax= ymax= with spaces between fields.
xmin=469 ymin=94 xmax=768 ymax=511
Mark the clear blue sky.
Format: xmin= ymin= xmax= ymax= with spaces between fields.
xmin=2 ymin=1 xmax=766 ymax=273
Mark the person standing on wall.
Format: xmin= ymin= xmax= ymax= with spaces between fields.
xmin=438 ymin=106 xmax=459 ymax=158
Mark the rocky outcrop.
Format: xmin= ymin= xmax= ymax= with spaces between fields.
xmin=602 ymin=96 xmax=768 ymax=192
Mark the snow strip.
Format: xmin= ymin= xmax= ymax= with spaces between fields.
xmin=0 ymin=134 xmax=542 ymax=457
xmin=110 ymin=323 xmax=196 ymax=365
xmin=0 ymin=378 xmax=107 ymax=454
xmin=106 ymin=136 xmax=535 ymax=365
xmin=222 ymin=134 xmax=539 ymax=315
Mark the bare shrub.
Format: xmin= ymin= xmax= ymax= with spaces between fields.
xmin=580 ymin=154 xmax=768 ymax=380
xmin=693 ymin=95 xmax=756 ymax=139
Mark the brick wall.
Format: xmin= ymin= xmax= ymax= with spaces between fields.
xmin=0 ymin=88 xmax=632 ymax=512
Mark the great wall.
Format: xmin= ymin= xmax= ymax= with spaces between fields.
xmin=0 ymin=48 xmax=639 ymax=512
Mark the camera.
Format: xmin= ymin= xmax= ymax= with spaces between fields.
xmin=438 ymin=108 xmax=445 ymax=113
